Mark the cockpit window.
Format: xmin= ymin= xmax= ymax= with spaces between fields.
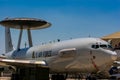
xmin=91 ymin=45 xmax=95 ymax=48
xmin=92 ymin=45 xmax=99 ymax=49
xmin=96 ymin=45 xmax=99 ymax=48
xmin=100 ymin=45 xmax=107 ymax=48
xmin=108 ymin=45 xmax=113 ymax=50
xmin=91 ymin=44 xmax=113 ymax=50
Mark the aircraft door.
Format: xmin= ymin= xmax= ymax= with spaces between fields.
xmin=59 ymin=48 xmax=76 ymax=58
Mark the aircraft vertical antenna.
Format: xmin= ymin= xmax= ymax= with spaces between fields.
xmin=17 ymin=28 xmax=23 ymax=50
xmin=5 ymin=27 xmax=13 ymax=53
xmin=27 ymin=29 xmax=33 ymax=47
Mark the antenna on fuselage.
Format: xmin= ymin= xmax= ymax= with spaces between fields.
xmin=0 ymin=18 xmax=51 ymax=51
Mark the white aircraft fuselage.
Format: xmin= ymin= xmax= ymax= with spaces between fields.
xmin=5 ymin=38 xmax=117 ymax=73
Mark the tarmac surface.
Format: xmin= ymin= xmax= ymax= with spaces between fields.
xmin=0 ymin=77 xmax=83 ymax=80
xmin=0 ymin=77 xmax=109 ymax=80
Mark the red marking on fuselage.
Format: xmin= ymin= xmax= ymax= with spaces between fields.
xmin=91 ymin=58 xmax=99 ymax=71
xmin=90 ymin=50 xmax=99 ymax=71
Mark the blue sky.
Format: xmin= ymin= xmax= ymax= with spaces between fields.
xmin=0 ymin=0 xmax=120 ymax=52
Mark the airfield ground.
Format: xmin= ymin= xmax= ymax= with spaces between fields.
xmin=0 ymin=77 xmax=111 ymax=80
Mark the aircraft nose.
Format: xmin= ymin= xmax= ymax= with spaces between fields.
xmin=111 ymin=51 xmax=117 ymax=60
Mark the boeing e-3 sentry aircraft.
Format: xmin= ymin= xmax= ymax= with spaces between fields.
xmin=0 ymin=18 xmax=117 ymax=79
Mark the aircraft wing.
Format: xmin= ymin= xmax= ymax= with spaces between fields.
xmin=0 ymin=58 xmax=48 ymax=68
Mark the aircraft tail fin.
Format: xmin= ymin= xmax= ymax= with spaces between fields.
xmin=5 ymin=27 xmax=13 ymax=53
